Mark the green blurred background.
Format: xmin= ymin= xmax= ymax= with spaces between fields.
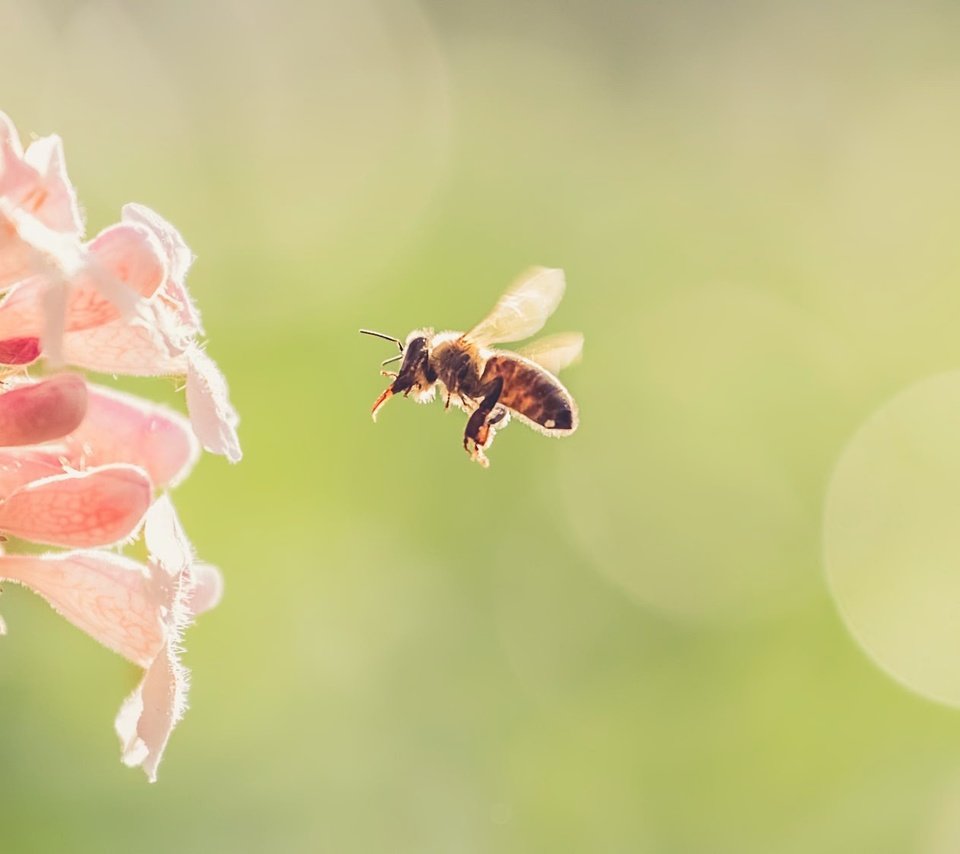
xmin=4 ymin=0 xmax=960 ymax=851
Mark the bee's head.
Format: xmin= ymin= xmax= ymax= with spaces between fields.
xmin=392 ymin=331 xmax=431 ymax=389
xmin=361 ymin=328 xmax=437 ymax=420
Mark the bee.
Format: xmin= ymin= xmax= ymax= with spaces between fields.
xmin=361 ymin=267 xmax=582 ymax=467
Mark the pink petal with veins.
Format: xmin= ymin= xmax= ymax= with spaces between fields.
xmin=0 ymin=373 xmax=87 ymax=446
xmin=21 ymin=134 xmax=84 ymax=235
xmin=0 ymin=463 xmax=151 ymax=547
xmin=90 ymin=223 xmax=166 ymax=300
xmin=0 ymin=223 xmax=162 ymax=345
xmin=0 ymin=116 xmax=82 ymax=235
xmin=62 ymin=385 xmax=199 ymax=488
xmin=0 ymin=113 xmax=82 ymax=287
xmin=0 ymin=550 xmax=165 ymax=667
xmin=71 ymin=222 xmax=166 ymax=319
xmin=0 ymin=336 xmax=40 ymax=364
xmin=61 ymin=319 xmax=185 ymax=376
xmin=116 ymin=642 xmax=185 ymax=782
xmin=34 ymin=270 xmax=120 ymax=342
xmin=0 ymin=114 xmax=82 ymax=237
xmin=186 ymin=347 xmax=241 ymax=462
xmin=0 ymin=448 xmax=64 ymax=498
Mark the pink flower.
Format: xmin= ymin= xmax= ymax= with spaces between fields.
xmin=0 ymin=112 xmax=82 ymax=238
xmin=0 ymin=113 xmax=143 ymax=346
xmin=0 ymin=496 xmax=221 ymax=782
xmin=0 ymin=111 xmax=238 ymax=781
xmin=0 ymin=380 xmax=198 ymax=497
xmin=0 ymin=372 xmax=86 ymax=446
xmin=0 ymin=380 xmax=202 ymax=781
xmin=0 ymin=376 xmax=152 ymax=550
xmin=0 ymin=113 xmax=240 ymax=463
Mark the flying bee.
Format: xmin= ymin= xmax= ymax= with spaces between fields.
xmin=361 ymin=267 xmax=582 ymax=467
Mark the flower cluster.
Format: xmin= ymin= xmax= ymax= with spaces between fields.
xmin=0 ymin=111 xmax=239 ymax=781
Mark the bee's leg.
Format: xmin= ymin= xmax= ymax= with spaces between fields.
xmin=463 ymin=376 xmax=504 ymax=467
xmin=488 ymin=407 xmax=508 ymax=427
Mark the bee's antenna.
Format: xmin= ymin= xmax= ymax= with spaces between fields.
xmin=380 ymin=354 xmax=403 ymax=366
xmin=360 ymin=329 xmax=404 ymax=353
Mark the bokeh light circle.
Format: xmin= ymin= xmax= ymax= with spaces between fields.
xmin=824 ymin=371 xmax=960 ymax=706
xmin=563 ymin=284 xmax=856 ymax=620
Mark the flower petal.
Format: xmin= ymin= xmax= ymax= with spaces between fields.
xmin=0 ymin=448 xmax=65 ymax=498
xmin=39 ymin=278 xmax=70 ymax=365
xmin=62 ymin=385 xmax=199 ymax=489
xmin=0 ymin=112 xmax=28 ymax=190
xmin=0 ymin=209 xmax=85 ymax=293
xmin=0 ymin=336 xmax=40 ymax=365
xmin=0 ymin=374 xmax=87 ymax=446
xmin=0 ymin=228 xmax=155 ymax=346
xmin=0 ymin=464 xmax=152 ymax=547
xmin=0 ymin=114 xmax=81 ymax=237
xmin=21 ymin=133 xmax=84 ymax=236
xmin=0 ymin=215 xmax=36 ymax=289
xmin=186 ymin=347 xmax=241 ymax=462
xmin=76 ymin=222 xmax=166 ymax=315
xmin=144 ymin=493 xmax=193 ymax=578
xmin=122 ymin=204 xmax=202 ymax=334
xmin=0 ymin=224 xmax=161 ymax=363
xmin=0 ymin=278 xmax=49 ymax=342
xmin=188 ymin=562 xmax=223 ymax=616
xmin=115 ymin=642 xmax=186 ymax=782
xmin=0 ymin=550 xmax=165 ymax=667
xmin=61 ymin=318 xmax=184 ymax=375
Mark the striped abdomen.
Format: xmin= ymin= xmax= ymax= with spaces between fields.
xmin=480 ymin=353 xmax=579 ymax=435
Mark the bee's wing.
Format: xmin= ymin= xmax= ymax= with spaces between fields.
xmin=517 ymin=332 xmax=584 ymax=375
xmin=466 ymin=267 xmax=566 ymax=346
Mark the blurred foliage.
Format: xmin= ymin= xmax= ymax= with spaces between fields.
xmin=3 ymin=0 xmax=960 ymax=851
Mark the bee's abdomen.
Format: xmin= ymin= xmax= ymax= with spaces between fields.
xmin=482 ymin=355 xmax=578 ymax=434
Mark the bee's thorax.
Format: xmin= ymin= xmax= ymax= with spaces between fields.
xmin=429 ymin=335 xmax=486 ymax=400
